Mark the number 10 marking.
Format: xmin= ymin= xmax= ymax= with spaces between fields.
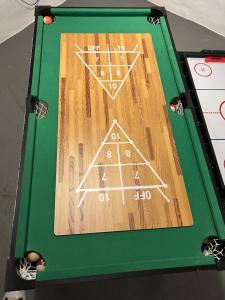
xmin=111 ymin=132 xmax=120 ymax=140
xmin=99 ymin=192 xmax=110 ymax=202
xmin=109 ymin=83 xmax=117 ymax=90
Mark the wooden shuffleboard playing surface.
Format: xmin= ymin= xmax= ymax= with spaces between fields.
xmin=54 ymin=33 xmax=193 ymax=235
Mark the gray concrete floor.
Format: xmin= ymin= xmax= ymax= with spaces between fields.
xmin=0 ymin=0 xmax=225 ymax=299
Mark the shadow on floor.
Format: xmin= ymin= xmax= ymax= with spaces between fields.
xmin=31 ymin=270 xmax=225 ymax=300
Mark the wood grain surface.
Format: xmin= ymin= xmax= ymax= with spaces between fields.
xmin=54 ymin=33 xmax=193 ymax=235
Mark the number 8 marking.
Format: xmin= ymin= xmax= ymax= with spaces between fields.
xmin=125 ymin=150 xmax=131 ymax=157
xmin=106 ymin=150 xmax=112 ymax=158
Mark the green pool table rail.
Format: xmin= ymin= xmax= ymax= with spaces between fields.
xmin=7 ymin=6 xmax=225 ymax=287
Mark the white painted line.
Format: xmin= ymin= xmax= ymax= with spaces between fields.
xmin=112 ymin=120 xmax=134 ymax=143
xmin=116 ymin=142 xmax=125 ymax=205
xmin=79 ymin=184 xmax=165 ymax=192
xmin=75 ymin=52 xmax=115 ymax=99
xmin=114 ymin=120 xmax=167 ymax=187
xmin=76 ymin=119 xmax=170 ymax=206
xmin=157 ymin=187 xmax=170 ymax=203
xmin=91 ymin=162 xmax=148 ymax=168
xmin=106 ymin=43 xmax=113 ymax=81
xmin=77 ymin=191 xmax=87 ymax=208
xmin=88 ymin=64 xmax=132 ymax=67
xmin=133 ymin=44 xmax=139 ymax=52
xmin=102 ymin=119 xmax=118 ymax=144
xmin=103 ymin=141 xmax=132 ymax=144
xmin=75 ymin=166 xmax=92 ymax=193
xmin=101 ymin=80 xmax=123 ymax=82
xmin=75 ymin=44 xmax=83 ymax=51
xmin=76 ymin=120 xmax=118 ymax=193
xmin=75 ymin=44 xmax=141 ymax=100
xmin=76 ymin=50 xmax=140 ymax=54
xmin=111 ymin=51 xmax=141 ymax=100
xmin=132 ymin=143 xmax=167 ymax=186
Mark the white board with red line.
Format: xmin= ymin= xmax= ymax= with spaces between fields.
xmin=187 ymin=57 xmax=225 ymax=185
xmin=187 ymin=57 xmax=225 ymax=89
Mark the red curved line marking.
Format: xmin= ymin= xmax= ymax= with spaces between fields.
xmin=219 ymin=100 xmax=225 ymax=120
xmin=194 ymin=63 xmax=212 ymax=77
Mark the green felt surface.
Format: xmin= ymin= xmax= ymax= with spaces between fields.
xmin=14 ymin=8 xmax=225 ymax=282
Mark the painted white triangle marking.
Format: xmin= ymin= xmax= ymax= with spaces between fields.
xmin=76 ymin=120 xmax=170 ymax=207
xmin=75 ymin=44 xmax=141 ymax=100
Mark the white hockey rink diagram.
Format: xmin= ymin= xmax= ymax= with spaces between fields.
xmin=187 ymin=57 xmax=225 ymax=185
xmin=76 ymin=119 xmax=170 ymax=208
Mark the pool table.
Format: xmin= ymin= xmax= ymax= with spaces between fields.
xmin=4 ymin=5 xmax=225 ymax=293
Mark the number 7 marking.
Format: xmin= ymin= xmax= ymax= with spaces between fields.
xmin=102 ymin=172 xmax=107 ymax=181
xmin=134 ymin=171 xmax=140 ymax=180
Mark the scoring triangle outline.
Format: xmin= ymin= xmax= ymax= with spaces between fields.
xmin=75 ymin=43 xmax=141 ymax=100
xmin=76 ymin=119 xmax=170 ymax=207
